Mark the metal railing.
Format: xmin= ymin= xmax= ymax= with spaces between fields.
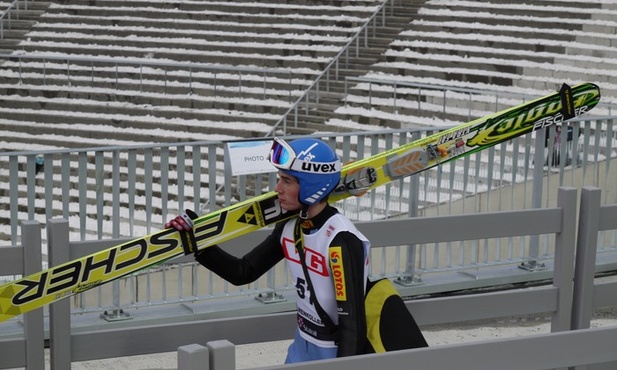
xmin=0 ymin=0 xmax=33 ymax=39
xmin=0 ymin=53 xmax=300 ymax=100
xmin=266 ymin=0 xmax=401 ymax=136
xmin=1 ymin=117 xmax=616 ymax=314
xmin=0 ymin=0 xmax=20 ymax=40
xmin=343 ymin=77 xmax=534 ymax=122
xmin=342 ymin=77 xmax=617 ymax=124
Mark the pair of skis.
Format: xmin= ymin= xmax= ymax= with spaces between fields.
xmin=0 ymin=82 xmax=601 ymax=323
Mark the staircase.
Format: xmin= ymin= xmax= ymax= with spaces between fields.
xmin=0 ymin=1 xmax=51 ymax=53
xmin=286 ymin=0 xmax=428 ymax=134
xmin=0 ymin=0 xmax=383 ymax=151
xmin=339 ymin=0 xmax=617 ymax=130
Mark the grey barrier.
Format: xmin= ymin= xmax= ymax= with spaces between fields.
xmin=3 ymin=187 xmax=617 ymax=369
xmin=179 ymin=326 xmax=617 ymax=370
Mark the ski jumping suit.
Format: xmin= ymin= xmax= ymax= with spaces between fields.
xmin=195 ymin=205 xmax=370 ymax=361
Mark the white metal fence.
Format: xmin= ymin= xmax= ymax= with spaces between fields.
xmin=1 ymin=117 xmax=616 ymax=314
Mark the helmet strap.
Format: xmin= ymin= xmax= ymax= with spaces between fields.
xmin=298 ymin=204 xmax=310 ymax=220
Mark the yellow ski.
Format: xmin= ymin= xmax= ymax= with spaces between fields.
xmin=0 ymin=82 xmax=601 ymax=322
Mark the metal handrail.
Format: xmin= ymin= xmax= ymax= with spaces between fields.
xmin=0 ymin=0 xmax=20 ymax=40
xmin=265 ymin=0 xmax=395 ymax=137
xmin=0 ymin=53 xmax=296 ymax=100
xmin=343 ymin=77 xmax=617 ymax=118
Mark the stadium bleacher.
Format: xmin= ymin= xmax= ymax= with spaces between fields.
xmin=330 ymin=0 xmax=617 ymax=129
xmin=0 ymin=0 xmax=386 ymax=150
xmin=0 ymin=0 xmax=616 ymax=243
xmin=1 ymin=0 xmax=616 ymax=151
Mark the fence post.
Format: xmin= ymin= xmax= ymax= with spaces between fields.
xmin=550 ymin=187 xmax=577 ymax=332
xmin=22 ymin=220 xmax=45 ymax=370
xmin=207 ymin=340 xmax=236 ymax=370
xmin=527 ymin=132 xmax=546 ymax=268
xmin=397 ymin=131 xmax=422 ymax=286
xmin=47 ymin=218 xmax=72 ymax=370
xmin=571 ymin=186 xmax=602 ymax=331
xmin=178 ymin=344 xmax=209 ymax=370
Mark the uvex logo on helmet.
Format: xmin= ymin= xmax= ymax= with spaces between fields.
xmin=301 ymin=162 xmax=337 ymax=173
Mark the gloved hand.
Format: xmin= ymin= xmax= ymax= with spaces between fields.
xmin=165 ymin=209 xmax=199 ymax=255
xmin=165 ymin=209 xmax=199 ymax=231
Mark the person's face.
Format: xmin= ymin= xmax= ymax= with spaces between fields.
xmin=274 ymin=171 xmax=302 ymax=211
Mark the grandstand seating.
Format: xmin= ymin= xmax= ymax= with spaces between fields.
xmin=0 ymin=1 xmax=49 ymax=53
xmin=1 ymin=0 xmax=615 ymax=151
xmin=0 ymin=0 xmax=385 ymax=151
xmin=1 ymin=0 xmax=617 ymax=244
xmin=333 ymin=0 xmax=617 ymax=129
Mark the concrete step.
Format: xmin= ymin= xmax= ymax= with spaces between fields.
xmin=0 ymin=87 xmax=292 ymax=115
xmin=51 ymin=0 xmax=381 ymax=6
xmin=420 ymin=1 xmax=598 ymax=22
xmin=29 ymin=25 xmax=351 ymax=47
xmin=369 ymin=61 xmax=516 ymax=86
xmin=390 ymin=33 xmax=569 ymax=56
xmin=17 ymin=42 xmax=331 ymax=69
xmin=51 ymin=0 xmax=380 ymax=18
xmin=416 ymin=11 xmax=587 ymax=32
xmin=0 ymin=108 xmax=277 ymax=144
xmin=46 ymin=4 xmax=370 ymax=28
xmin=33 ymin=14 xmax=357 ymax=37
xmin=409 ymin=22 xmax=578 ymax=43
xmin=24 ymin=33 xmax=343 ymax=59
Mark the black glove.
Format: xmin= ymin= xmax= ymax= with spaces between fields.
xmin=165 ymin=209 xmax=199 ymax=255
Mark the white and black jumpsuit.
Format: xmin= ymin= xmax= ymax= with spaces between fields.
xmin=195 ymin=205 xmax=371 ymax=357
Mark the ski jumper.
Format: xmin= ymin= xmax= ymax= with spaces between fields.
xmin=195 ymin=205 xmax=370 ymax=360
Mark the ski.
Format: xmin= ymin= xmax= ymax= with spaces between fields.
xmin=0 ymin=82 xmax=601 ymax=323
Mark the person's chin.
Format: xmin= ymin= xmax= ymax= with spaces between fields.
xmin=279 ymin=200 xmax=299 ymax=211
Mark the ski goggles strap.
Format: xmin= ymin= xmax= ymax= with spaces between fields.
xmin=288 ymin=158 xmax=341 ymax=174
xmin=269 ymin=137 xmax=342 ymax=174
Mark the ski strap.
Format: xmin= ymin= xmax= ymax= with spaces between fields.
xmin=559 ymin=83 xmax=576 ymax=120
xmin=179 ymin=229 xmax=197 ymax=255
xmin=178 ymin=211 xmax=198 ymax=255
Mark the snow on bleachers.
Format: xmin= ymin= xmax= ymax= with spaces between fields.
xmin=8 ymin=0 xmax=614 ymax=151
xmin=333 ymin=0 xmax=617 ymax=132
xmin=0 ymin=0 xmax=383 ymax=151
xmin=2 ymin=0 xmax=617 ymax=244
xmin=324 ymin=0 xmax=617 ymax=210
